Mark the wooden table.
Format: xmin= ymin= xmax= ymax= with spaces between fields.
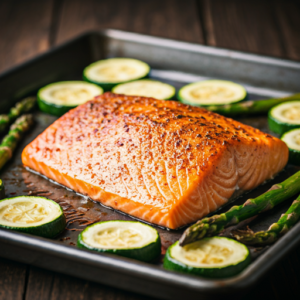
xmin=1 ymin=1 xmax=300 ymax=299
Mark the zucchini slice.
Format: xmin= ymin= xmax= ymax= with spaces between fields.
xmin=0 ymin=196 xmax=66 ymax=238
xmin=178 ymin=80 xmax=247 ymax=106
xmin=164 ymin=237 xmax=251 ymax=278
xmin=281 ymin=128 xmax=300 ymax=165
xmin=37 ymin=81 xmax=103 ymax=116
xmin=112 ymin=79 xmax=176 ymax=100
xmin=83 ymin=58 xmax=150 ymax=91
xmin=0 ymin=180 xmax=4 ymax=200
xmin=268 ymin=101 xmax=300 ymax=135
xmin=77 ymin=220 xmax=161 ymax=262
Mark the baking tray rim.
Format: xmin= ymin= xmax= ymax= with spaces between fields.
xmin=104 ymin=29 xmax=300 ymax=69
xmin=1 ymin=28 xmax=300 ymax=84
xmin=1 ymin=219 xmax=300 ymax=294
xmin=0 ymin=29 xmax=300 ymax=296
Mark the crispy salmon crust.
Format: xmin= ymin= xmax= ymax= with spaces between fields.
xmin=22 ymin=93 xmax=289 ymax=229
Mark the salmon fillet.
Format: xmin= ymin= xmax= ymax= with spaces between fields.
xmin=22 ymin=93 xmax=288 ymax=229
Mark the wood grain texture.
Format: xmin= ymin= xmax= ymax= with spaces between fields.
xmin=0 ymin=0 xmax=54 ymax=73
xmin=55 ymin=0 xmax=204 ymax=45
xmin=199 ymin=0 xmax=287 ymax=58
xmin=0 ymin=258 xmax=27 ymax=300
xmin=24 ymin=266 xmax=155 ymax=300
xmin=273 ymin=0 xmax=300 ymax=60
xmin=24 ymin=267 xmax=55 ymax=300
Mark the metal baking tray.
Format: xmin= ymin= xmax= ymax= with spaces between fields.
xmin=0 ymin=30 xmax=300 ymax=300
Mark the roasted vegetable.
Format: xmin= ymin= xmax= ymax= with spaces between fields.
xmin=0 ymin=196 xmax=66 ymax=238
xmin=164 ymin=237 xmax=251 ymax=278
xmin=203 ymin=93 xmax=300 ymax=117
xmin=78 ymin=220 xmax=161 ymax=262
xmin=268 ymin=101 xmax=300 ymax=135
xmin=179 ymin=171 xmax=300 ymax=246
xmin=232 ymin=195 xmax=300 ymax=246
xmin=37 ymin=81 xmax=103 ymax=116
xmin=112 ymin=79 xmax=175 ymax=100
xmin=83 ymin=58 xmax=150 ymax=91
xmin=0 ymin=97 xmax=35 ymax=133
xmin=178 ymin=80 xmax=247 ymax=106
xmin=281 ymin=128 xmax=300 ymax=166
xmin=0 ymin=114 xmax=34 ymax=170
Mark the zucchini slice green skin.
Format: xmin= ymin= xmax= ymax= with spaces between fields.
xmin=164 ymin=238 xmax=251 ymax=278
xmin=0 ymin=180 xmax=5 ymax=200
xmin=268 ymin=113 xmax=300 ymax=135
xmin=281 ymin=129 xmax=300 ymax=165
xmin=268 ymin=101 xmax=300 ymax=135
xmin=37 ymin=97 xmax=71 ymax=117
xmin=0 ymin=196 xmax=66 ymax=238
xmin=112 ymin=79 xmax=176 ymax=100
xmin=83 ymin=58 xmax=151 ymax=91
xmin=178 ymin=80 xmax=247 ymax=107
xmin=37 ymin=81 xmax=103 ymax=117
xmin=77 ymin=220 xmax=161 ymax=262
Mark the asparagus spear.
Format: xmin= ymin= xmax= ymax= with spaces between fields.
xmin=0 ymin=114 xmax=34 ymax=170
xmin=0 ymin=97 xmax=36 ymax=133
xmin=204 ymin=93 xmax=300 ymax=117
xmin=179 ymin=171 xmax=300 ymax=246
xmin=231 ymin=195 xmax=300 ymax=246
xmin=0 ymin=179 xmax=4 ymax=199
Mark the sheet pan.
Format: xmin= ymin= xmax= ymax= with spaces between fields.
xmin=0 ymin=30 xmax=300 ymax=299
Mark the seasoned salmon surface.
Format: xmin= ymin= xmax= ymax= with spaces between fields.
xmin=22 ymin=93 xmax=288 ymax=229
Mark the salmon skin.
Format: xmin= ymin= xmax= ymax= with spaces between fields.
xmin=22 ymin=92 xmax=288 ymax=229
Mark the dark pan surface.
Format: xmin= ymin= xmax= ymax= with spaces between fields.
xmin=0 ymin=30 xmax=300 ymax=300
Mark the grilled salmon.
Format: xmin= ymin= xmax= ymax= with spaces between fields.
xmin=22 ymin=93 xmax=289 ymax=229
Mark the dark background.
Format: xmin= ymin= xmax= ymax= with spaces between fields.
xmin=1 ymin=0 xmax=300 ymax=299
xmin=1 ymin=0 xmax=300 ymax=75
